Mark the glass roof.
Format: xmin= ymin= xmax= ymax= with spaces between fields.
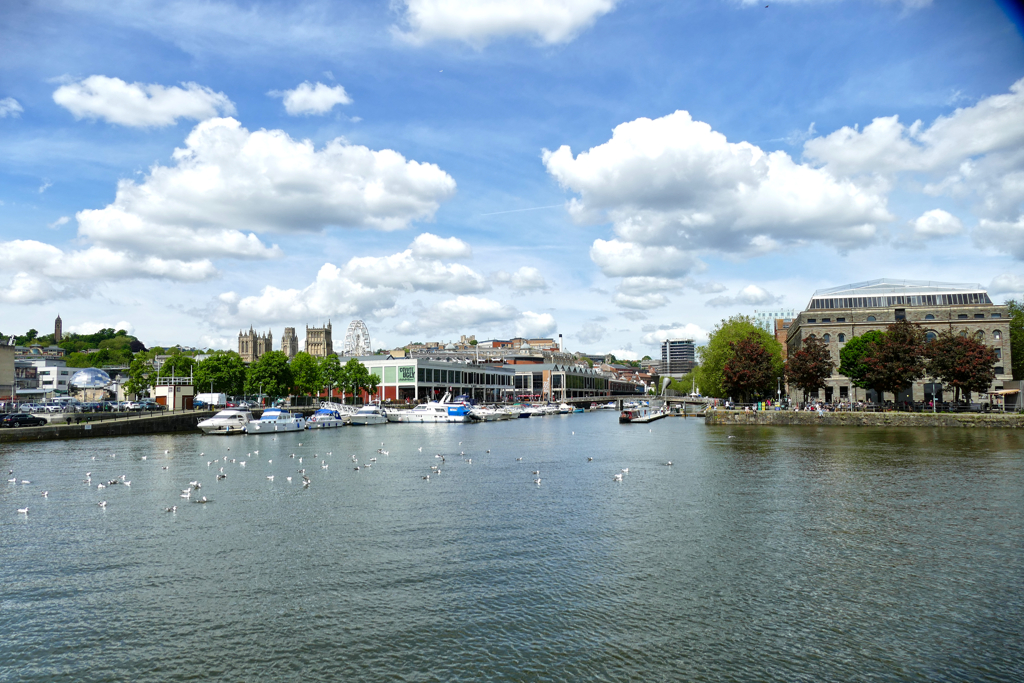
xmin=69 ymin=367 xmax=112 ymax=389
xmin=812 ymin=279 xmax=983 ymax=297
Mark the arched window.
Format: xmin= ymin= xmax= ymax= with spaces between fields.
xmin=994 ymin=330 xmax=1002 ymax=340
xmin=959 ymin=330 xmax=968 ymax=338
xmin=925 ymin=331 xmax=937 ymax=342
xmin=807 ymin=334 xmax=816 ymax=340
xmin=924 ymin=314 xmax=935 ymax=320
xmin=866 ymin=315 xmax=876 ymax=322
xmin=975 ymin=330 xmax=985 ymax=341
xmin=838 ymin=333 xmax=846 ymax=343
xmin=822 ymin=333 xmax=831 ymax=342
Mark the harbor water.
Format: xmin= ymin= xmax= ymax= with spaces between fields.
xmin=2 ymin=414 xmax=1022 ymax=681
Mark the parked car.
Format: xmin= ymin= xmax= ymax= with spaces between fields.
xmin=2 ymin=413 xmax=47 ymax=428
xmin=18 ymin=403 xmax=45 ymax=413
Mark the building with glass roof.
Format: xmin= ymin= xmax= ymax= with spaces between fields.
xmin=787 ymin=279 xmax=1012 ymax=406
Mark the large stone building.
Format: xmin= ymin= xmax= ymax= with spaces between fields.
xmin=304 ymin=322 xmax=333 ymax=357
xmin=281 ymin=327 xmax=299 ymax=359
xmin=786 ymin=279 xmax=1013 ymax=404
xmin=238 ymin=326 xmax=273 ymax=363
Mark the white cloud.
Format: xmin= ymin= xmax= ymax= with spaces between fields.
xmin=516 ymin=311 xmax=557 ymax=338
xmin=38 ymin=179 xmax=52 ymax=193
xmin=804 ymin=78 xmax=1024 ymax=219
xmin=706 ymin=284 xmax=779 ymax=308
xmin=546 ymin=110 xmax=890 ymax=255
xmin=989 ymin=273 xmax=1024 ymax=298
xmin=613 ymin=292 xmax=669 ymax=309
xmin=640 ymin=323 xmax=709 ymax=346
xmin=974 ymin=215 xmax=1024 ymax=260
xmin=590 ymin=239 xmax=701 ymax=278
xmin=270 ymin=81 xmax=352 ymax=116
xmin=48 ymin=216 xmax=69 ymax=230
xmin=910 ymin=209 xmax=963 ymax=239
xmin=0 ymin=97 xmax=23 ymax=118
xmin=0 ymin=273 xmax=67 ymax=305
xmin=76 ymin=117 xmax=456 ymax=260
xmin=608 ymin=348 xmax=639 ymax=361
xmin=53 ymin=75 xmax=235 ymax=127
xmin=428 ymin=296 xmax=520 ymax=328
xmin=67 ymin=321 xmax=135 ymax=335
xmin=395 ymin=0 xmax=616 ymax=46
xmin=576 ymin=322 xmax=606 ymax=345
xmin=410 ymin=232 xmax=472 ymax=259
xmin=509 ymin=266 xmax=548 ymax=292
xmin=342 ymin=249 xmax=488 ymax=293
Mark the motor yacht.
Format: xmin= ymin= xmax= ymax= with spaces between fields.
xmin=350 ymin=404 xmax=387 ymax=425
xmin=246 ymin=408 xmax=306 ymax=433
xmin=306 ymin=408 xmax=346 ymax=429
xmin=197 ymin=409 xmax=254 ymax=435
xmin=388 ymin=393 xmax=472 ymax=423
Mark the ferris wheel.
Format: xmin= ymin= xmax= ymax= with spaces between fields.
xmin=343 ymin=320 xmax=371 ymax=356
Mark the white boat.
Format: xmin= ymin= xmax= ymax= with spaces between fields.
xmin=306 ymin=408 xmax=346 ymax=429
xmin=596 ymin=401 xmax=618 ymax=411
xmin=558 ymin=403 xmax=572 ymax=414
xmin=350 ymin=404 xmax=387 ymax=425
xmin=197 ymin=409 xmax=254 ymax=435
xmin=470 ymin=406 xmax=501 ymax=421
xmin=246 ymin=408 xmax=306 ymax=433
xmin=388 ymin=393 xmax=473 ymax=423
xmin=620 ymin=403 xmax=651 ymax=423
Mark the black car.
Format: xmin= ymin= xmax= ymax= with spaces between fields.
xmin=2 ymin=413 xmax=47 ymax=428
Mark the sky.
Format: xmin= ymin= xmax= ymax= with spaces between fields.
xmin=1 ymin=0 xmax=1023 ymax=358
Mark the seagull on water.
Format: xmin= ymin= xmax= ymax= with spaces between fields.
xmin=165 ymin=506 xmax=177 ymax=512
xmin=267 ymin=475 xmax=274 ymax=481
xmin=613 ymin=474 xmax=623 ymax=481
xmin=587 ymin=457 xmax=593 ymax=462
xmin=287 ymin=476 xmax=292 ymax=482
xmin=41 ymin=491 xmax=48 ymax=497
xmin=194 ymin=496 xmax=208 ymax=504
xmin=666 ymin=462 xmax=673 ymax=466
xmin=18 ymin=507 xmax=28 ymax=514
xmin=97 ymin=483 xmax=106 ymax=489
xmin=98 ymin=501 xmax=107 ymax=507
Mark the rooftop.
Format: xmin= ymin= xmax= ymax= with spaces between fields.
xmin=812 ymin=279 xmax=983 ymax=297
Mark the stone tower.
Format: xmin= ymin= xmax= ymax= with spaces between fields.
xmin=282 ymin=327 xmax=299 ymax=359
xmin=238 ymin=326 xmax=273 ymax=363
xmin=54 ymin=314 xmax=62 ymax=343
xmin=304 ymin=321 xmax=333 ymax=357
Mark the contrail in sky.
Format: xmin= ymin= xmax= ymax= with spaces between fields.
xmin=479 ymin=204 xmax=564 ymax=216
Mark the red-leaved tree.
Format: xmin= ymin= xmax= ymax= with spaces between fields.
xmin=722 ymin=334 xmax=777 ymax=403
xmin=926 ymin=330 xmax=998 ymax=404
xmin=785 ymin=337 xmax=834 ymax=400
xmin=863 ymin=319 xmax=927 ymax=405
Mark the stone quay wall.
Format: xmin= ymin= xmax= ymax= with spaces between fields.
xmin=705 ymin=407 xmax=1024 ymax=429
xmin=0 ymin=410 xmax=218 ymax=443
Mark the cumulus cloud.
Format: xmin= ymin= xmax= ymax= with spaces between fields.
xmin=48 ymin=216 xmax=69 ymax=230
xmin=705 ymin=284 xmax=779 ymax=308
xmin=76 ymin=117 xmax=456 ymax=260
xmin=53 ymin=75 xmax=235 ymax=127
xmin=590 ymin=239 xmax=701 ymax=278
xmin=613 ymin=292 xmax=669 ymax=309
xmin=269 ymin=81 xmax=352 ymax=116
xmin=0 ymin=240 xmax=217 ymax=303
xmin=910 ymin=209 xmax=963 ymax=239
xmin=546 ymin=110 xmax=891 ymax=256
xmin=804 ymin=78 xmax=1024 ymax=219
xmin=608 ymin=348 xmax=639 ymax=361
xmin=0 ymin=97 xmax=24 ymax=118
xmin=395 ymin=0 xmax=616 ymax=45
xmin=989 ymin=273 xmax=1024 ymax=298
xmin=516 ymin=311 xmax=557 ymax=338
xmin=492 ymin=265 xmax=550 ymax=292
xmin=410 ymin=232 xmax=472 ymax=259
xmin=342 ymin=248 xmax=488 ymax=293
xmin=640 ymin=323 xmax=709 ymax=346
xmin=576 ymin=322 xmax=606 ymax=345
xmin=974 ymin=215 xmax=1024 ymax=260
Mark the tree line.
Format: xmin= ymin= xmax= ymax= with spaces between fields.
xmin=124 ymin=350 xmax=380 ymax=403
xmin=684 ymin=309 xmax=1018 ymax=406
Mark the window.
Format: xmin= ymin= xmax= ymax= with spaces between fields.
xmin=991 ymin=313 xmax=1002 ymax=318
xmin=821 ymin=318 xmax=831 ymax=323
xmin=958 ymin=314 xmax=968 ymax=319
xmin=959 ymin=330 xmax=968 ymax=337
xmin=975 ymin=330 xmax=985 ymax=341
xmin=975 ymin=313 xmax=985 ymax=319
xmin=836 ymin=317 xmax=846 ymax=322
xmin=822 ymin=333 xmax=831 ymax=342
xmin=838 ymin=333 xmax=846 ymax=342
xmin=867 ymin=316 xmax=876 ymax=322
xmin=925 ymin=314 xmax=935 ymax=320
xmin=807 ymin=334 xmax=816 ymax=340
xmin=895 ymin=308 xmax=906 ymax=321
xmin=925 ymin=331 xmax=937 ymax=342
xmin=839 ymin=386 xmax=849 ymax=399
xmin=994 ymin=330 xmax=1002 ymax=340
xmin=995 ymin=348 xmax=1002 ymax=359
xmin=807 ymin=318 xmax=816 ymax=323
xmin=995 ymin=367 xmax=1004 ymax=375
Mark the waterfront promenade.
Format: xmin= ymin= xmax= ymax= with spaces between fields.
xmin=706 ymin=406 xmax=1024 ymax=428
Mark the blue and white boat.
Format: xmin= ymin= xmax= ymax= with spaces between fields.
xmin=387 ymin=393 xmax=473 ymax=423
xmin=246 ymin=408 xmax=306 ymax=433
xmin=306 ymin=408 xmax=345 ymax=429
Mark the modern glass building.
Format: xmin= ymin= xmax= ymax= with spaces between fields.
xmin=661 ymin=339 xmax=696 ymax=376
xmin=787 ymin=279 xmax=1013 ymax=405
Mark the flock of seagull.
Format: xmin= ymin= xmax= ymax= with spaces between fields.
xmin=10 ymin=428 xmax=681 ymax=517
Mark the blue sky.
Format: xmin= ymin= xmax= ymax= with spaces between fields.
xmin=2 ymin=0 xmax=1023 ymax=356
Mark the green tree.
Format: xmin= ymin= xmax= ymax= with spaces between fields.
xmin=1007 ymin=299 xmax=1023 ymax=381
xmin=926 ymin=330 xmax=999 ymax=404
xmin=123 ymin=356 xmax=155 ymax=398
xmin=319 ymin=354 xmax=343 ymax=398
xmin=722 ymin=334 xmax=778 ymax=402
xmin=244 ymin=351 xmax=294 ymax=400
xmin=290 ymin=352 xmax=323 ymax=396
xmin=698 ymin=315 xmax=783 ymax=398
xmin=338 ymin=358 xmax=377 ymax=403
xmin=838 ymin=330 xmax=886 ymax=403
xmin=194 ymin=351 xmax=245 ymax=395
xmin=786 ymin=337 xmax=834 ymax=399
xmin=863 ymin=319 xmax=927 ymax=406
xmin=158 ymin=352 xmax=196 ymax=379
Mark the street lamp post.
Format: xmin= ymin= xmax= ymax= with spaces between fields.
xmin=777 ymin=376 xmax=781 ymax=408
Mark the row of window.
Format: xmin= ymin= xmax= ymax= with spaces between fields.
xmin=417 ymin=367 xmax=513 ymax=386
xmin=809 ymin=292 xmax=993 ymax=309
xmin=808 ymin=312 xmax=1001 ymax=324
xmin=810 ymin=329 xmax=1004 ymax=343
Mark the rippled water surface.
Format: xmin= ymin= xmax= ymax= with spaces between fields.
xmin=2 ymin=415 xmax=1023 ymax=682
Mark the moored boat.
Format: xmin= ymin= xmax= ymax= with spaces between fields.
xmin=198 ymin=409 xmax=254 ymax=435
xmin=388 ymin=393 xmax=472 ymax=423
xmin=350 ymin=404 xmax=387 ymax=425
xmin=246 ymin=408 xmax=306 ymax=433
xmin=306 ymin=408 xmax=345 ymax=429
